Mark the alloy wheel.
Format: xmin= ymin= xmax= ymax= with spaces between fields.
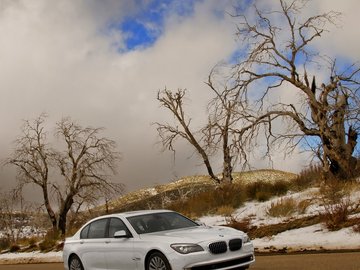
xmin=69 ymin=256 xmax=84 ymax=270
xmin=148 ymin=255 xmax=167 ymax=270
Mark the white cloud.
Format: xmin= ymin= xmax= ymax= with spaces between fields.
xmin=0 ymin=0 xmax=358 ymax=195
xmin=0 ymin=0 xmax=237 ymax=192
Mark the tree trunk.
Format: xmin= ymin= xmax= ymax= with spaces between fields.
xmin=322 ymin=125 xmax=358 ymax=180
xmin=182 ymin=123 xmax=221 ymax=184
xmin=42 ymin=185 xmax=57 ymax=233
xmin=57 ymin=195 xmax=74 ymax=235
xmin=222 ymin=124 xmax=233 ymax=183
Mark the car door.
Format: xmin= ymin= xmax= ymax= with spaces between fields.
xmin=104 ymin=217 xmax=136 ymax=270
xmin=80 ymin=218 xmax=109 ymax=270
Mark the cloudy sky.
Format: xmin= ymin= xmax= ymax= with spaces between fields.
xmin=0 ymin=0 xmax=359 ymax=196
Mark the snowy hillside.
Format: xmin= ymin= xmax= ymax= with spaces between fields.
xmin=199 ymin=187 xmax=360 ymax=252
xmin=1 ymin=170 xmax=359 ymax=264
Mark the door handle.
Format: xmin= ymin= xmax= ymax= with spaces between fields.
xmin=105 ymin=240 xmax=111 ymax=244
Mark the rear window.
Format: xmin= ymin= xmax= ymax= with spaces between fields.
xmin=84 ymin=218 xmax=108 ymax=239
xmin=80 ymin=224 xmax=90 ymax=239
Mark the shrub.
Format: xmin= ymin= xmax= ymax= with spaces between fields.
xmin=272 ymin=180 xmax=291 ymax=195
xmin=39 ymin=238 xmax=57 ymax=251
xmin=216 ymin=205 xmax=235 ymax=217
xmin=9 ymin=244 xmax=20 ymax=253
xmin=227 ymin=217 xmax=252 ymax=233
xmin=354 ymin=222 xmax=360 ymax=233
xmin=319 ymin=177 xmax=348 ymax=204
xmin=39 ymin=230 xmax=61 ymax=252
xmin=244 ymin=215 xmax=322 ymax=239
xmin=255 ymin=191 xmax=272 ymax=202
xmin=298 ymin=199 xmax=312 ymax=215
xmin=321 ymin=199 xmax=352 ymax=231
xmin=266 ymin=197 xmax=297 ymax=218
xmin=168 ymin=183 xmax=246 ymax=219
xmin=293 ymin=165 xmax=322 ymax=191
xmin=319 ymin=178 xmax=359 ymax=231
xmin=0 ymin=238 xmax=10 ymax=251
xmin=246 ymin=180 xmax=290 ymax=201
xmin=27 ymin=237 xmax=38 ymax=248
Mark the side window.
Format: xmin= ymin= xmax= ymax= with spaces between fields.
xmin=80 ymin=224 xmax=90 ymax=239
xmin=87 ymin=218 xmax=108 ymax=239
xmin=108 ymin=218 xmax=130 ymax=238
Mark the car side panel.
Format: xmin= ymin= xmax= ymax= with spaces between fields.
xmin=78 ymin=238 xmax=107 ymax=270
xmin=104 ymin=238 xmax=136 ymax=270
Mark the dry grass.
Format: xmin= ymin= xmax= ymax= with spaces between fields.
xmin=318 ymin=177 xmax=360 ymax=231
xmin=292 ymin=165 xmax=322 ymax=191
xmin=104 ymin=170 xmax=296 ymax=213
xmin=232 ymin=169 xmax=296 ymax=185
xmin=353 ymin=219 xmax=360 ymax=233
xmin=228 ymin=215 xmax=322 ymax=239
xmin=216 ymin=205 xmax=236 ymax=217
xmin=74 ymin=168 xmax=360 ymax=238
xmin=297 ymin=199 xmax=312 ymax=215
xmin=266 ymin=198 xmax=298 ymax=218
xmin=226 ymin=217 xmax=252 ymax=233
xmin=246 ymin=180 xmax=291 ymax=202
xmin=168 ymin=183 xmax=246 ymax=219
xmin=0 ymin=238 xmax=10 ymax=251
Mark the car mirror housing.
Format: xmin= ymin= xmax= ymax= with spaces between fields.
xmin=195 ymin=220 xmax=206 ymax=226
xmin=114 ymin=230 xmax=129 ymax=238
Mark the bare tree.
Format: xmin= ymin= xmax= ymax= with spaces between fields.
xmin=229 ymin=0 xmax=360 ymax=179
xmin=155 ymin=71 xmax=270 ymax=184
xmin=7 ymin=115 xmax=57 ymax=231
xmin=156 ymin=89 xmax=222 ymax=184
xmin=8 ymin=115 xmax=123 ymax=235
xmin=204 ymin=69 xmax=251 ymax=183
xmin=156 ymin=66 xmax=269 ymax=183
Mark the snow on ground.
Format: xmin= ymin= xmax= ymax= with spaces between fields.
xmin=0 ymin=187 xmax=359 ymax=264
xmin=199 ymin=188 xmax=320 ymax=227
xmin=252 ymin=224 xmax=360 ymax=252
xmin=0 ymin=251 xmax=62 ymax=265
xmin=199 ymin=187 xmax=360 ymax=252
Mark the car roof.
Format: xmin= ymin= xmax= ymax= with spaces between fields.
xmin=92 ymin=209 xmax=174 ymax=220
xmin=119 ymin=209 xmax=173 ymax=218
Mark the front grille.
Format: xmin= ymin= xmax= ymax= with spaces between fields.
xmin=208 ymin=241 xmax=227 ymax=254
xmin=190 ymin=255 xmax=253 ymax=270
xmin=229 ymin=238 xmax=242 ymax=251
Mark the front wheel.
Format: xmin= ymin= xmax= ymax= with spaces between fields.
xmin=69 ymin=255 xmax=84 ymax=270
xmin=146 ymin=252 xmax=171 ymax=270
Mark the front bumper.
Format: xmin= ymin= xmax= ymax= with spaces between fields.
xmin=167 ymin=243 xmax=255 ymax=270
xmin=185 ymin=253 xmax=255 ymax=270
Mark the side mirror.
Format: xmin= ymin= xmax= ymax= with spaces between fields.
xmin=195 ymin=220 xmax=206 ymax=226
xmin=114 ymin=230 xmax=129 ymax=238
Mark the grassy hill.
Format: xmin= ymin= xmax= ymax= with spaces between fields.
xmin=99 ymin=169 xmax=297 ymax=215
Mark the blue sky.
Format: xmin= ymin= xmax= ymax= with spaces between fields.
xmin=114 ymin=0 xmax=199 ymax=51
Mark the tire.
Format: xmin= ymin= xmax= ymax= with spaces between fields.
xmin=69 ymin=255 xmax=84 ymax=270
xmin=146 ymin=251 xmax=171 ymax=270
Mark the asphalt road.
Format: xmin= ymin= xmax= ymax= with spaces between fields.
xmin=0 ymin=252 xmax=359 ymax=270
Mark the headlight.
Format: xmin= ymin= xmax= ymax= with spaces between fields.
xmin=243 ymin=234 xmax=251 ymax=243
xmin=170 ymin=243 xmax=204 ymax=254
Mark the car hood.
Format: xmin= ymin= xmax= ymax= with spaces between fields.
xmin=139 ymin=225 xmax=244 ymax=243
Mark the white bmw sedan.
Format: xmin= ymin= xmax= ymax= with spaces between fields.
xmin=63 ymin=210 xmax=255 ymax=270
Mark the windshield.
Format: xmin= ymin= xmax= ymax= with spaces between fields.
xmin=127 ymin=212 xmax=199 ymax=234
